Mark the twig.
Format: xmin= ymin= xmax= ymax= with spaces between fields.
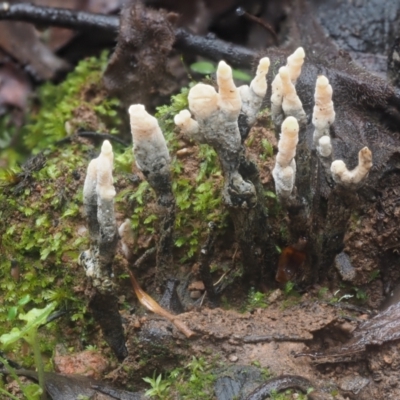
xmin=174 ymin=28 xmax=257 ymax=68
xmin=236 ymin=7 xmax=278 ymax=45
xmin=0 ymin=3 xmax=258 ymax=68
xmin=133 ymin=247 xmax=156 ymax=270
xmin=0 ymin=2 xmax=119 ymax=32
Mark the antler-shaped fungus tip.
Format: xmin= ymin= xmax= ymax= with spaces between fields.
xmin=188 ymin=83 xmax=218 ymax=118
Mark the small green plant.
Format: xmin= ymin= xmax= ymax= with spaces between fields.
xmin=260 ymin=138 xmax=274 ymax=160
xmin=369 ymin=269 xmax=380 ymax=282
xmin=143 ymin=372 xmax=171 ymax=399
xmin=283 ymin=281 xmax=295 ymax=296
xmin=0 ymin=355 xmax=42 ymax=400
xmin=353 ymin=287 xmax=368 ymax=302
xmin=0 ymin=302 xmax=57 ymax=399
xmin=170 ymin=356 xmax=216 ymax=399
xmin=245 ymin=287 xmax=268 ymax=311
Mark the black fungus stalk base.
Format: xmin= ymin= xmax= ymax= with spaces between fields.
xmin=88 ymin=289 xmax=128 ymax=362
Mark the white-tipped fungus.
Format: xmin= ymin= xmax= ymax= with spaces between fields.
xmin=286 ymin=47 xmax=305 ymax=84
xmin=83 ymin=158 xmax=98 ymax=204
xmin=174 ymin=109 xmax=199 ymax=137
xmin=176 ymin=58 xmax=273 ymax=207
xmin=80 ymin=140 xmax=118 ymax=289
xmin=273 ymin=116 xmax=299 ymax=198
xmin=313 ymin=75 xmax=335 ymax=148
xmin=270 ymin=73 xmax=283 ymax=125
xmin=280 ymin=67 xmax=307 ymax=126
xmin=271 ymin=47 xmax=306 ymax=127
xmin=250 ymin=57 xmax=270 ymax=97
xmin=239 ymin=57 xmax=270 ymax=126
xmin=317 ymin=135 xmax=332 ymax=158
xmin=188 ymin=83 xmax=218 ymax=119
xmin=96 ymin=140 xmax=115 ymax=200
xmin=129 ymin=104 xmax=170 ymax=174
xmin=216 ymin=60 xmax=242 ymax=116
xmin=331 ymin=147 xmax=373 ymax=186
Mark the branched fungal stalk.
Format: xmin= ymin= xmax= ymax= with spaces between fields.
xmin=175 ymin=58 xmax=270 ymax=208
xmin=175 ymin=57 xmax=274 ymax=281
xmin=128 ymin=104 xmax=176 ymax=286
xmin=271 ymin=47 xmax=306 ymax=129
xmin=80 ymin=140 xmax=118 ymax=290
xmin=79 ymin=140 xmax=127 ymax=361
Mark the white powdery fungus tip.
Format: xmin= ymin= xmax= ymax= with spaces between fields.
xmin=276 ymin=116 xmax=299 ymax=167
xmin=217 ymin=60 xmax=231 ymax=79
xmin=129 ymin=104 xmax=161 ymax=142
xmin=271 ymin=48 xmax=306 ymax=128
xmin=287 ymin=47 xmax=305 ymax=83
xmin=313 ymin=75 xmax=335 ymax=145
xmin=96 ymin=140 xmax=115 ymax=200
xmin=188 ymin=83 xmax=218 ymax=119
xmin=101 ymin=139 xmax=112 ymax=155
xmin=317 ymin=135 xmax=332 ymax=157
xmin=174 ymin=109 xmax=191 ymax=126
xmin=250 ymin=57 xmax=270 ymax=97
xmin=128 ymin=104 xmax=170 ymax=174
xmin=174 ymin=109 xmax=199 ymax=136
xmin=237 ymin=56 xmax=270 ymax=126
xmin=331 ymin=147 xmax=373 ymax=186
xmin=272 ymin=116 xmax=299 ymax=199
xmin=217 ymin=61 xmax=241 ymax=115
xmin=83 ymin=158 xmax=98 ymax=203
xmin=279 ymin=67 xmax=306 ymax=125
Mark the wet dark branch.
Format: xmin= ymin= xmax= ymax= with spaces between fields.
xmin=0 ymin=2 xmax=119 ymax=32
xmin=174 ymin=28 xmax=258 ymax=68
xmin=0 ymin=3 xmax=258 ymax=67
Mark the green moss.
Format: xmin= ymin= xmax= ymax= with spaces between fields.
xmin=23 ymin=51 xmax=121 ymax=153
xmin=0 ymin=52 xmax=123 ymax=341
xmin=0 ymin=145 xmax=90 ymax=339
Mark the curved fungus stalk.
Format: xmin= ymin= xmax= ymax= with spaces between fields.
xmin=331 ymin=147 xmax=373 ymax=187
xmin=80 ymin=140 xmax=118 ymax=289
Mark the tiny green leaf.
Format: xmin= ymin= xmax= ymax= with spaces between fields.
xmin=232 ymin=69 xmax=252 ymax=82
xmin=190 ymin=61 xmax=216 ymax=75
